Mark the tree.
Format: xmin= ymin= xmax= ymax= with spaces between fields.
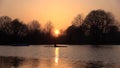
xmin=43 ymin=21 xmax=54 ymax=43
xmin=72 ymin=14 xmax=83 ymax=27
xmin=0 ymin=17 xmax=28 ymax=43
xmin=0 ymin=16 xmax=12 ymax=34
xmin=66 ymin=14 xmax=85 ymax=44
xmin=28 ymin=20 xmax=40 ymax=31
xmin=26 ymin=20 xmax=44 ymax=44
xmin=44 ymin=21 xmax=53 ymax=33
xmin=10 ymin=19 xmax=28 ymax=37
xmin=82 ymin=9 xmax=119 ymax=43
xmin=0 ymin=16 xmax=12 ymax=27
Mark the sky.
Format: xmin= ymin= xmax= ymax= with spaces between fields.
xmin=0 ymin=0 xmax=120 ymax=30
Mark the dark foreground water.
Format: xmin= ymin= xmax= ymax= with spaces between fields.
xmin=0 ymin=45 xmax=120 ymax=68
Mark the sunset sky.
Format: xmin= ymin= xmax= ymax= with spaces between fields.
xmin=0 ymin=0 xmax=120 ymax=30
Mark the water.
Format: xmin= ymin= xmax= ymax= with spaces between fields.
xmin=0 ymin=45 xmax=120 ymax=68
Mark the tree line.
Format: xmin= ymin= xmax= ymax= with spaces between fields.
xmin=0 ymin=9 xmax=120 ymax=45
xmin=66 ymin=9 xmax=120 ymax=44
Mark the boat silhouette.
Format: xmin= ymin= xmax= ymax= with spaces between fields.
xmin=45 ymin=44 xmax=67 ymax=47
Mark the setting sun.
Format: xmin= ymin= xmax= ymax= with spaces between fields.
xmin=54 ymin=29 xmax=60 ymax=37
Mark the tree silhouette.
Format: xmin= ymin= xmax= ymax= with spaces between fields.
xmin=26 ymin=20 xmax=43 ymax=44
xmin=28 ymin=20 xmax=40 ymax=31
xmin=11 ymin=19 xmax=28 ymax=37
xmin=10 ymin=19 xmax=28 ymax=43
xmin=82 ymin=9 xmax=119 ymax=43
xmin=43 ymin=21 xmax=53 ymax=43
xmin=0 ymin=16 xmax=13 ymax=43
xmin=66 ymin=14 xmax=84 ymax=44
xmin=0 ymin=16 xmax=12 ymax=34
xmin=72 ymin=14 xmax=83 ymax=27
xmin=44 ymin=21 xmax=53 ymax=33
xmin=0 ymin=9 xmax=120 ymax=45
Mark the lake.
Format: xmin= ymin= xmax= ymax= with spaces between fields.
xmin=0 ymin=45 xmax=120 ymax=68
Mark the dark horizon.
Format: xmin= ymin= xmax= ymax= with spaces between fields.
xmin=0 ymin=9 xmax=120 ymax=45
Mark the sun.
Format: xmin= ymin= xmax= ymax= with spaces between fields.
xmin=55 ymin=29 xmax=60 ymax=35
xmin=54 ymin=29 xmax=60 ymax=37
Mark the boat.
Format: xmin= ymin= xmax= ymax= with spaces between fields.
xmin=45 ymin=44 xmax=67 ymax=47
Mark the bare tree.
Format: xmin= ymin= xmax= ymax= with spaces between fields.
xmin=28 ymin=20 xmax=40 ymax=31
xmin=0 ymin=16 xmax=12 ymax=34
xmin=72 ymin=14 xmax=83 ymax=27
xmin=44 ymin=21 xmax=53 ymax=33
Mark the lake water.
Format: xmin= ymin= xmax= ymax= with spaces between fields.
xmin=0 ymin=45 xmax=120 ymax=68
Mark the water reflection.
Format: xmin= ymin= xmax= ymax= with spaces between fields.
xmin=11 ymin=57 xmax=24 ymax=68
xmin=0 ymin=56 xmax=118 ymax=68
xmin=0 ymin=45 xmax=120 ymax=68
xmin=55 ymin=48 xmax=59 ymax=65
xmin=0 ymin=56 xmax=39 ymax=68
xmin=86 ymin=61 xmax=104 ymax=68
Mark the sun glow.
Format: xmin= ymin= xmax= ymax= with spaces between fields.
xmin=54 ymin=29 xmax=60 ymax=37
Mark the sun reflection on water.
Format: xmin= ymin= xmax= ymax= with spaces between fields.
xmin=55 ymin=48 xmax=59 ymax=65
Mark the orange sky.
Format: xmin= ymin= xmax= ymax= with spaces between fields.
xmin=0 ymin=0 xmax=120 ymax=30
